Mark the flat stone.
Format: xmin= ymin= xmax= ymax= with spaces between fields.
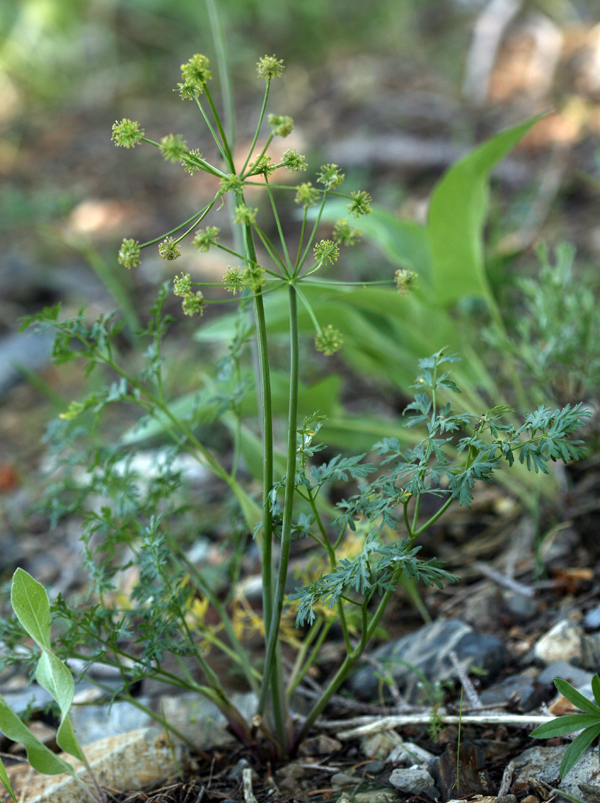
xmin=583 ymin=603 xmax=600 ymax=631
xmin=387 ymin=742 xmax=436 ymax=767
xmin=360 ymin=731 xmax=403 ymax=761
xmin=478 ymin=674 xmax=540 ymax=711
xmin=156 ymin=691 xmax=257 ymax=750
xmin=389 ymin=766 xmax=438 ymax=796
xmin=537 ymin=661 xmax=594 ymax=688
xmin=558 ymin=747 xmax=600 ymax=796
xmin=353 ymin=790 xmax=399 ymax=803
xmin=70 ymin=697 xmax=153 ymax=745
xmin=298 ymin=734 xmax=342 ymax=756
xmin=348 ymin=619 xmax=507 ymax=701
xmin=511 ymin=745 xmax=565 ymax=792
xmin=533 ymin=620 xmax=583 ymax=665
xmin=7 ymin=727 xmax=189 ymax=803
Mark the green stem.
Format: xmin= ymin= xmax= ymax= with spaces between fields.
xmin=241 ymin=80 xmax=271 ymax=175
xmin=287 ymin=620 xmax=333 ymax=697
xmin=253 ymin=223 xmax=289 ymax=275
xmin=140 ymin=205 xmax=213 ymax=248
xmin=205 ymin=0 xmax=235 ymax=150
xmin=265 ymin=178 xmax=292 ymax=271
xmin=296 ymin=193 xmax=328 ymax=276
xmin=204 ymin=86 xmax=235 ymax=171
xmin=257 ymin=283 xmax=299 ymax=749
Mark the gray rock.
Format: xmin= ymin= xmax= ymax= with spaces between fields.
xmin=70 ymin=698 xmax=153 ymax=746
xmin=0 ymin=330 xmax=54 ymax=396
xmin=583 ymin=603 xmax=600 ymax=631
xmin=389 ymin=766 xmax=438 ymax=796
xmin=533 ymin=620 xmax=583 ymax=665
xmin=538 ymin=661 xmax=595 ymax=688
xmin=478 ymin=674 xmax=540 ymax=711
xmin=502 ymin=589 xmax=539 ymax=620
xmin=0 ymin=684 xmax=54 ymax=714
xmin=512 ymin=745 xmax=565 ymax=792
xmin=348 ymin=619 xmax=507 ymax=701
xmin=387 ymin=742 xmax=436 ymax=767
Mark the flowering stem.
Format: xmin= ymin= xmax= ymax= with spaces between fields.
xmin=242 ymin=80 xmax=271 ymax=175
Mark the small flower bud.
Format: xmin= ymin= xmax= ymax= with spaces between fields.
xmin=192 ymin=226 xmax=220 ymax=252
xmin=159 ymin=236 xmax=181 ymax=261
xmin=242 ymin=264 xmax=266 ymax=292
xmin=182 ymin=291 xmax=205 ymax=317
xmin=160 ymin=134 xmax=188 ymax=164
xmin=294 ymin=182 xmax=320 ymax=207
xmin=315 ymin=325 xmax=343 ymax=356
xmin=314 ymin=240 xmax=339 ymax=265
xmin=317 ymin=164 xmax=345 ymax=190
xmin=256 ymin=55 xmax=285 ymax=80
xmin=234 ymin=205 xmax=258 ymax=226
xmin=220 ymin=174 xmax=244 ymax=194
xmin=111 ymin=119 xmax=145 ymax=148
xmin=333 ymin=219 xmax=361 ymax=247
xmin=348 ymin=190 xmax=372 ymax=218
xmin=180 ymin=54 xmax=212 ymax=93
xmin=182 ymin=148 xmax=204 ymax=175
xmin=268 ymin=114 xmax=294 ymax=137
xmin=118 ymin=238 xmax=141 ymax=269
xmin=395 ymin=269 xmax=418 ymax=295
xmin=223 ymin=266 xmax=244 ymax=295
xmin=247 ymin=155 xmax=276 ymax=177
xmin=177 ymin=81 xmax=200 ymax=101
xmin=173 ymin=273 xmax=192 ymax=297
xmin=282 ymin=149 xmax=307 ymax=173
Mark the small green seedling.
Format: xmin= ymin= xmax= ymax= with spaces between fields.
xmin=531 ymin=675 xmax=600 ymax=779
xmin=0 ymin=569 xmax=107 ymax=803
xmin=0 ymin=757 xmax=17 ymax=802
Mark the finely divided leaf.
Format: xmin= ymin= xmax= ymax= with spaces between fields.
xmin=0 ymin=696 xmax=73 ymax=777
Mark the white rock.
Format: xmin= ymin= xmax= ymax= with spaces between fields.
xmin=389 ymin=765 xmax=438 ymax=795
xmin=7 ymin=727 xmax=188 ymax=803
xmin=533 ymin=620 xmax=583 ymax=665
xmin=387 ymin=741 xmax=436 ymax=766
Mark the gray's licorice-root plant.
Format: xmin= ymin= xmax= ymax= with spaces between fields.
xmin=9 ymin=54 xmax=590 ymax=765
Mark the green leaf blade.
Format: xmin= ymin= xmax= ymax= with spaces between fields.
xmin=530 ymin=713 xmax=600 ymax=739
xmin=0 ymin=756 xmax=17 ymax=802
xmin=559 ymin=723 xmax=600 ymax=779
xmin=0 ymin=696 xmax=74 ymax=777
xmin=10 ymin=569 xmax=51 ymax=650
xmin=554 ymin=678 xmax=600 ymax=716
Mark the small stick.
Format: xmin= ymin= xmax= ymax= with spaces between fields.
xmin=449 ymin=650 xmax=481 ymax=709
xmin=498 ymin=760 xmax=515 ymax=796
xmin=334 ymin=713 xmax=556 ymax=740
xmin=242 ymin=768 xmax=258 ymax=803
xmin=194 ymin=787 xmax=206 ymax=803
xmin=474 ymin=561 xmax=535 ymax=597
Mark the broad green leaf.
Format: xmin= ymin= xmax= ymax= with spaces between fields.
xmin=591 ymin=674 xmax=600 ymax=707
xmin=560 ymin=723 xmax=600 ymax=778
xmin=0 ymin=696 xmax=73 ymax=777
xmin=427 ymin=113 xmax=545 ymax=307
xmin=554 ymin=678 xmax=600 ymax=716
xmin=11 ymin=568 xmax=51 ymax=650
xmin=36 ymin=652 xmax=84 ymax=762
xmin=531 ymin=713 xmax=600 ymax=738
xmin=0 ymin=756 xmax=17 ymax=802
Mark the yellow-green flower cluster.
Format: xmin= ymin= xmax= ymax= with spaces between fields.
xmin=315 ymin=325 xmax=343 ymax=356
xmin=333 ymin=220 xmax=361 ymax=247
xmin=395 ymin=269 xmax=418 ymax=295
xmin=192 ymin=226 xmax=220 ymax=252
xmin=118 ymin=238 xmax=141 ymax=269
xmin=257 ymin=55 xmax=285 ymax=80
xmin=158 ymin=236 xmax=181 ymax=261
xmin=295 ymin=182 xmax=320 ymax=207
xmin=282 ymin=149 xmax=307 ymax=173
xmin=234 ymin=205 xmax=258 ymax=226
xmin=242 ymin=264 xmax=266 ymax=292
xmin=174 ymin=273 xmax=205 ymax=317
xmin=178 ymin=54 xmax=212 ymax=99
xmin=317 ymin=164 xmax=345 ymax=190
xmin=268 ymin=114 xmax=293 ymax=137
xmin=220 ymin=174 xmax=244 ymax=194
xmin=314 ymin=239 xmax=339 ymax=265
xmin=247 ymin=155 xmax=276 ymax=178
xmin=222 ymin=266 xmax=244 ymax=295
xmin=160 ymin=134 xmax=188 ymax=164
xmin=182 ymin=148 xmax=204 ymax=175
xmin=348 ymin=190 xmax=372 ymax=218
xmin=111 ymin=119 xmax=145 ymax=148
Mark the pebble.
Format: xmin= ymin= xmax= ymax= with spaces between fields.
xmin=478 ymin=673 xmax=541 ymax=711
xmin=389 ymin=766 xmax=438 ymax=797
xmin=537 ymin=660 xmax=594 ymax=688
xmin=360 ymin=731 xmax=403 ymax=761
xmin=387 ymin=742 xmax=436 ymax=766
xmin=352 ymin=792 xmax=398 ymax=803
xmin=533 ymin=619 xmax=583 ymax=665
xmin=583 ymin=603 xmax=600 ymax=631
xmin=298 ymin=734 xmax=342 ymax=756
xmin=347 ymin=618 xmax=507 ymax=701
xmin=331 ymin=772 xmax=362 ymax=787
xmin=362 ymin=760 xmax=385 ymax=775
